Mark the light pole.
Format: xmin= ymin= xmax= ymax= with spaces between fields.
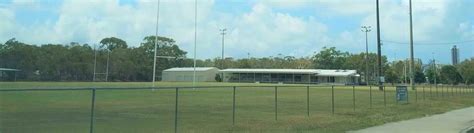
xmin=93 ymin=44 xmax=97 ymax=82
xmin=152 ymin=0 xmax=161 ymax=87
xmin=105 ymin=45 xmax=110 ymax=82
xmin=409 ymin=0 xmax=416 ymax=90
xmin=193 ymin=0 xmax=197 ymax=87
xmin=361 ymin=26 xmax=371 ymax=85
xmin=220 ymin=28 xmax=226 ymax=82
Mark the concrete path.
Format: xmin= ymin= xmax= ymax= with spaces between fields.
xmin=349 ymin=107 xmax=474 ymax=133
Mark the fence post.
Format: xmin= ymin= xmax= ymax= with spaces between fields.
xmin=307 ymin=86 xmax=310 ymax=117
xmin=462 ymin=85 xmax=465 ymax=96
xmin=407 ymin=86 xmax=409 ymax=104
xmin=471 ymin=86 xmax=473 ymax=97
xmin=369 ymin=86 xmax=372 ymax=109
xmin=430 ymin=85 xmax=432 ymax=99
xmin=415 ymin=85 xmax=418 ymax=103
xmin=331 ymin=86 xmax=335 ymax=114
xmin=383 ymin=86 xmax=386 ymax=107
xmin=352 ymin=86 xmax=356 ymax=111
xmin=232 ymin=86 xmax=236 ymax=125
xmin=89 ymin=88 xmax=96 ymax=133
xmin=463 ymin=85 xmax=466 ymax=96
xmin=274 ymin=86 xmax=278 ymax=121
xmin=435 ymin=85 xmax=438 ymax=98
xmin=422 ymin=85 xmax=425 ymax=101
xmin=457 ymin=85 xmax=460 ymax=96
xmin=174 ymin=88 xmax=179 ymax=133
xmin=441 ymin=85 xmax=444 ymax=98
xmin=458 ymin=85 xmax=460 ymax=96
xmin=451 ymin=85 xmax=454 ymax=97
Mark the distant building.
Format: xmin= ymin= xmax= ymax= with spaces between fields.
xmin=220 ymin=69 xmax=359 ymax=85
xmin=162 ymin=67 xmax=219 ymax=82
xmin=451 ymin=45 xmax=459 ymax=65
xmin=161 ymin=67 xmax=360 ymax=85
xmin=0 ymin=68 xmax=20 ymax=81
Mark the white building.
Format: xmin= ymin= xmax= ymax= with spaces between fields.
xmin=220 ymin=69 xmax=359 ymax=85
xmin=161 ymin=67 xmax=219 ymax=82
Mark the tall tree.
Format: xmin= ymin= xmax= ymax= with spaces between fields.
xmin=458 ymin=58 xmax=474 ymax=84
xmin=100 ymin=37 xmax=127 ymax=51
xmin=311 ymin=47 xmax=349 ymax=69
xmin=439 ymin=65 xmax=463 ymax=85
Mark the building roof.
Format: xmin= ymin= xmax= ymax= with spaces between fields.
xmin=163 ymin=67 xmax=218 ymax=72
xmin=0 ymin=68 xmax=20 ymax=71
xmin=220 ymin=69 xmax=358 ymax=76
xmin=220 ymin=69 xmax=319 ymax=74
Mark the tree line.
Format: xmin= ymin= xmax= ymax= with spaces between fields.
xmin=0 ymin=36 xmax=473 ymax=85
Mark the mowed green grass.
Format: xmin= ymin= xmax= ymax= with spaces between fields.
xmin=1 ymin=82 xmax=473 ymax=133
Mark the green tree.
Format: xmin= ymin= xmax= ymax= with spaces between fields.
xmin=100 ymin=37 xmax=127 ymax=51
xmin=458 ymin=58 xmax=474 ymax=84
xmin=311 ymin=47 xmax=349 ymax=69
xmin=414 ymin=70 xmax=426 ymax=83
xmin=424 ymin=60 xmax=440 ymax=84
xmin=384 ymin=66 xmax=399 ymax=84
xmin=439 ymin=65 xmax=463 ymax=85
xmin=137 ymin=36 xmax=187 ymax=81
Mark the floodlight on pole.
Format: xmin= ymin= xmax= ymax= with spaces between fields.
xmin=361 ymin=26 xmax=371 ymax=85
xmin=193 ymin=0 xmax=198 ymax=87
xmin=152 ymin=0 xmax=161 ymax=88
xmin=220 ymin=28 xmax=226 ymax=82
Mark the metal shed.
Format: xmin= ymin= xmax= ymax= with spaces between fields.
xmin=0 ymin=68 xmax=20 ymax=81
xmin=162 ymin=67 xmax=219 ymax=82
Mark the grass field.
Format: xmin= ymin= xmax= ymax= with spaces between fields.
xmin=1 ymin=82 xmax=473 ymax=133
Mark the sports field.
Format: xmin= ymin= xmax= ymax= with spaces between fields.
xmin=1 ymin=82 xmax=473 ymax=133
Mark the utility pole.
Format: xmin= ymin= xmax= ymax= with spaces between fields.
xmin=404 ymin=59 xmax=407 ymax=83
xmin=361 ymin=26 xmax=371 ymax=85
xmin=193 ymin=0 xmax=197 ymax=87
xmin=432 ymin=52 xmax=437 ymax=85
xmin=220 ymin=28 xmax=226 ymax=82
xmin=376 ymin=0 xmax=383 ymax=90
xmin=152 ymin=0 xmax=161 ymax=87
xmin=247 ymin=52 xmax=250 ymax=59
xmin=409 ymin=0 xmax=415 ymax=90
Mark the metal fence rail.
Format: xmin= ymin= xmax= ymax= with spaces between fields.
xmin=0 ymin=84 xmax=473 ymax=133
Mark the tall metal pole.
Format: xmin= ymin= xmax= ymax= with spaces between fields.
xmin=193 ymin=0 xmax=197 ymax=87
xmin=152 ymin=0 xmax=161 ymax=87
xmin=220 ymin=28 xmax=226 ymax=82
xmin=89 ymin=88 xmax=96 ymax=133
xmin=362 ymin=26 xmax=371 ymax=85
xmin=93 ymin=44 xmax=97 ymax=82
xmin=105 ymin=48 xmax=110 ymax=82
xmin=376 ymin=0 xmax=383 ymax=91
xmin=220 ymin=29 xmax=226 ymax=65
xmin=409 ymin=0 xmax=415 ymax=91
xmin=432 ymin=53 xmax=437 ymax=86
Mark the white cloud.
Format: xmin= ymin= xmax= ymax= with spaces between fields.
xmin=0 ymin=8 xmax=16 ymax=41
xmin=0 ymin=0 xmax=472 ymax=62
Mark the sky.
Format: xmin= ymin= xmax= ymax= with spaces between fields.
xmin=0 ymin=0 xmax=473 ymax=65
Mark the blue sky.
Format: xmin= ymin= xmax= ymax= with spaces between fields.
xmin=0 ymin=0 xmax=473 ymax=65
